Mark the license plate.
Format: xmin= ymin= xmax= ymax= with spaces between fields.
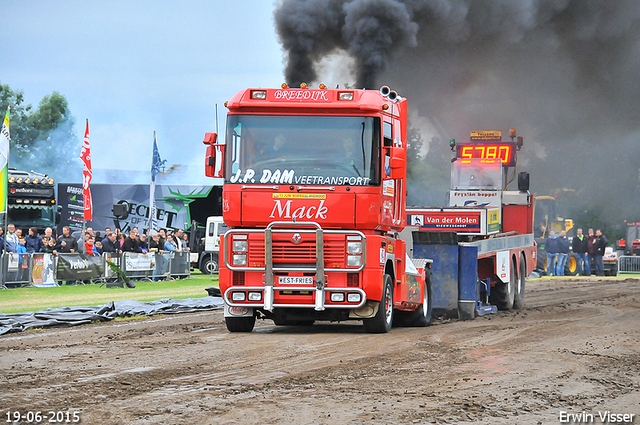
xmin=278 ymin=276 xmax=313 ymax=285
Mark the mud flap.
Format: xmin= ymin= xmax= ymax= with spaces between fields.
xmin=224 ymin=303 xmax=254 ymax=318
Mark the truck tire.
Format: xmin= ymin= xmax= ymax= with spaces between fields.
xmin=200 ymin=254 xmax=219 ymax=275
xmin=564 ymin=253 xmax=579 ymax=276
xmin=363 ymin=274 xmax=394 ymax=333
xmin=225 ymin=316 xmax=255 ymax=332
xmin=513 ymin=254 xmax=526 ymax=309
xmin=491 ymin=257 xmax=516 ymax=310
xmin=395 ymin=270 xmax=433 ymax=327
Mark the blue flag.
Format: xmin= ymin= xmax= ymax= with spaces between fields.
xmin=149 ymin=132 xmax=166 ymax=232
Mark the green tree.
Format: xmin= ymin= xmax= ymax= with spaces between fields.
xmin=0 ymin=82 xmax=78 ymax=177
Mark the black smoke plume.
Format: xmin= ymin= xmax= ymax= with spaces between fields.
xmin=275 ymin=0 xmax=418 ymax=88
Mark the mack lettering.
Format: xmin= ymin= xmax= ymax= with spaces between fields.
xmin=269 ymin=199 xmax=328 ymax=220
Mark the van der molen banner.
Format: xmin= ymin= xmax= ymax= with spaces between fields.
xmin=58 ymin=184 xmax=216 ymax=233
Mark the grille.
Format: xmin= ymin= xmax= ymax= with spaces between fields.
xmin=233 ymin=271 xmax=245 ymax=286
xmin=347 ymin=273 xmax=359 ymax=287
xmin=248 ymin=238 xmax=345 ymax=262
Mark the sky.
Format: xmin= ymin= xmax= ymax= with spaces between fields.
xmin=1 ymin=0 xmax=285 ymax=179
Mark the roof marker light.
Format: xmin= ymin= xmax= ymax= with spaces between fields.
xmin=319 ymin=83 xmax=326 ymax=89
xmin=251 ymin=90 xmax=267 ymax=100
xmin=339 ymin=92 xmax=354 ymax=101
xmin=300 ymin=82 xmax=308 ymax=89
xmin=281 ymin=83 xmax=288 ymax=89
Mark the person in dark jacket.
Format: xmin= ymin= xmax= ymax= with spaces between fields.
xmin=592 ymin=229 xmax=608 ymax=276
xmin=101 ymin=232 xmax=119 ymax=253
xmin=555 ymin=230 xmax=570 ymax=276
xmin=572 ymin=228 xmax=589 ymax=275
xmin=545 ymin=230 xmax=559 ymax=276
xmin=25 ymin=227 xmax=44 ymax=253
xmin=121 ymin=231 xmax=140 ymax=253
xmin=53 ymin=226 xmax=78 ymax=253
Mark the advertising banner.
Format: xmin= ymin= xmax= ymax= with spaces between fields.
xmin=32 ymin=253 xmax=57 ymax=287
xmin=409 ymin=210 xmax=483 ymax=233
xmin=58 ymin=183 xmax=222 ymax=234
xmin=55 ymin=253 xmax=104 ymax=281
xmin=449 ymin=190 xmax=501 ymax=208
xmin=123 ymin=252 xmax=156 ymax=272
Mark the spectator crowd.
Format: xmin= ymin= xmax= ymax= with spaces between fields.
xmin=0 ymin=224 xmax=191 ymax=257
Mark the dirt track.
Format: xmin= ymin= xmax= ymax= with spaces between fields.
xmin=1 ymin=277 xmax=639 ymax=425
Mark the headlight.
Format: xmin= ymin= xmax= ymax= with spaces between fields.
xmin=347 ymin=241 xmax=362 ymax=254
xmin=347 ymin=255 xmax=362 ymax=267
xmin=231 ymin=292 xmax=246 ymax=301
xmin=233 ymin=240 xmax=248 ymax=252
xmin=248 ymin=292 xmax=262 ymax=301
xmin=347 ymin=293 xmax=362 ymax=303
xmin=330 ymin=292 xmax=345 ymax=302
xmin=233 ymin=254 xmax=247 ymax=266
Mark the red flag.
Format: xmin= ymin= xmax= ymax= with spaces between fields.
xmin=80 ymin=119 xmax=93 ymax=221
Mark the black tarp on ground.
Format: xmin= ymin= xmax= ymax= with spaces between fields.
xmin=0 ymin=296 xmax=224 ymax=336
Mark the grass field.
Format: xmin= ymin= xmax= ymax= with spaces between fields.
xmin=0 ymin=272 xmax=219 ymax=315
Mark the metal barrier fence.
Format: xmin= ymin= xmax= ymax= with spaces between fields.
xmin=618 ymin=256 xmax=640 ymax=274
xmin=1 ymin=251 xmax=191 ymax=288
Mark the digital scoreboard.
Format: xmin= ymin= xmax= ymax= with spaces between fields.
xmin=456 ymin=144 xmax=515 ymax=166
xmin=454 ymin=130 xmax=518 ymax=167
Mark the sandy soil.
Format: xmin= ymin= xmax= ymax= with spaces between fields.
xmin=1 ymin=277 xmax=639 ymax=425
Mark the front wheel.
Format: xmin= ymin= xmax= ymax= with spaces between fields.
xmin=200 ymin=254 xmax=219 ymax=275
xmin=565 ymin=253 xmax=579 ymax=276
xmin=225 ymin=316 xmax=255 ymax=332
xmin=363 ymin=274 xmax=394 ymax=333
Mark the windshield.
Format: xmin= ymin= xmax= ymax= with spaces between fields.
xmin=225 ymin=115 xmax=380 ymax=186
xmin=451 ymin=159 xmax=503 ymax=190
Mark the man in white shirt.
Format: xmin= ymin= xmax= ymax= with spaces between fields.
xmin=5 ymin=224 xmax=19 ymax=253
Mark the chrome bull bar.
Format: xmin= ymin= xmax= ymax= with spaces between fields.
xmin=224 ymin=221 xmax=366 ymax=311
xmin=224 ymin=286 xmax=367 ymax=310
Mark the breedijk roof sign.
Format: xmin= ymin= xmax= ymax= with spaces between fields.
xmin=272 ymin=89 xmax=330 ymax=101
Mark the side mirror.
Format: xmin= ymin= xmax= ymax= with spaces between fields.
xmin=388 ymin=147 xmax=406 ymax=180
xmin=203 ymin=133 xmax=225 ymax=178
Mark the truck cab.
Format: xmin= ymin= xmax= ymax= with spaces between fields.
xmin=5 ymin=169 xmax=58 ymax=233
xmin=204 ymin=85 xmax=430 ymax=333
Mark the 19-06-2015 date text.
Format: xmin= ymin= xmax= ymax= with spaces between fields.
xmin=5 ymin=410 xmax=80 ymax=423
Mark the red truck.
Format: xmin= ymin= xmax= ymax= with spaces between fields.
xmin=204 ymin=85 xmax=430 ymax=333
